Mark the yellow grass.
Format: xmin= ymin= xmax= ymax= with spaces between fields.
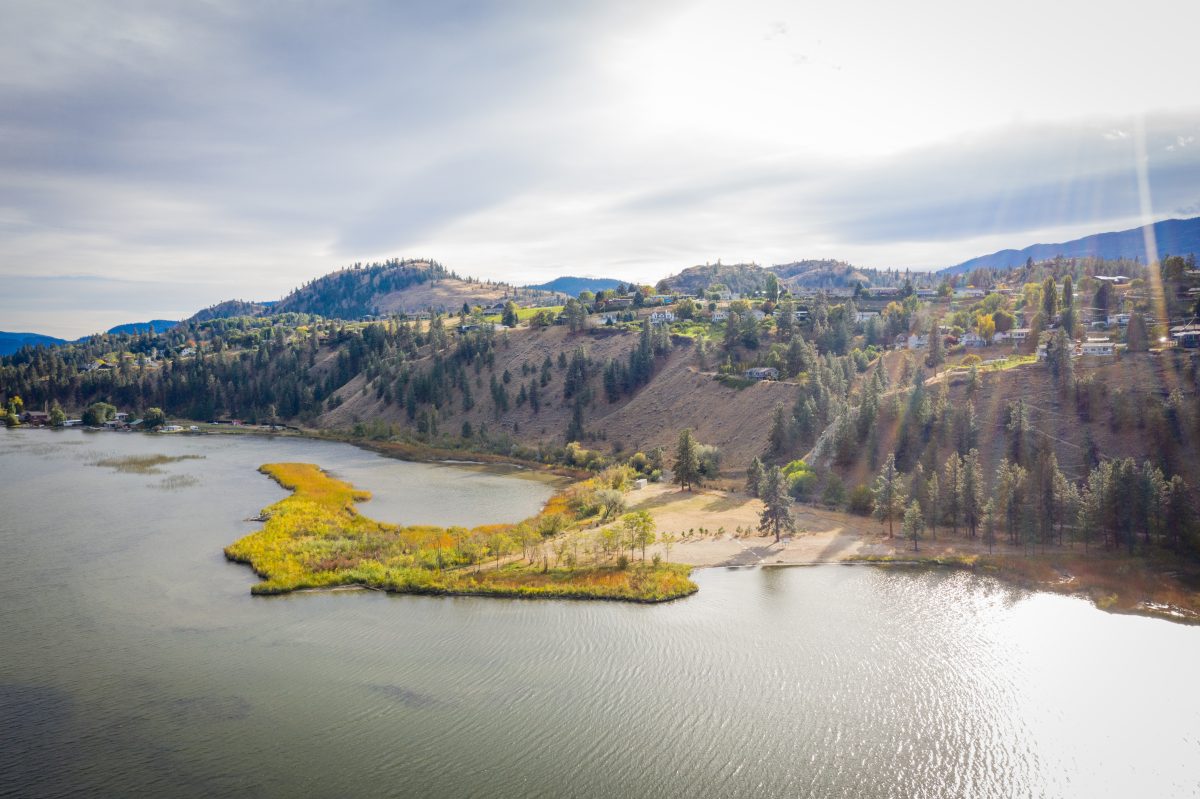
xmin=224 ymin=462 xmax=696 ymax=601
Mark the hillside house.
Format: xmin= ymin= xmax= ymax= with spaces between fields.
xmin=1107 ymin=313 xmax=1131 ymax=327
xmin=1009 ymin=328 xmax=1031 ymax=343
xmin=1170 ymin=323 xmax=1200 ymax=348
xmin=1079 ymin=339 xmax=1116 ymax=357
xmin=648 ymin=311 xmax=675 ymax=325
xmin=711 ymin=310 xmax=729 ymax=322
xmin=744 ymin=367 xmax=779 ymax=381
xmin=601 ymin=297 xmax=634 ymax=310
xmin=960 ymin=331 xmax=987 ymax=347
xmin=854 ymin=310 xmax=880 ymax=323
xmin=906 ymin=334 xmax=928 ymax=350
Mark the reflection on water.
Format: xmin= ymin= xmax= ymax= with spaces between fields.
xmin=1 ymin=428 xmax=1198 ymax=798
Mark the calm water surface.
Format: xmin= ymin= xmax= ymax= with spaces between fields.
xmin=1 ymin=429 xmax=1198 ymax=798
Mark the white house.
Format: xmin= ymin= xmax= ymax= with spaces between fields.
xmin=907 ymin=334 xmax=928 ymax=350
xmin=1009 ymin=328 xmax=1031 ymax=342
xmin=649 ymin=311 xmax=675 ymax=325
xmin=743 ymin=367 xmax=779 ymax=381
xmin=960 ymin=331 xmax=987 ymax=347
xmin=711 ymin=309 xmax=729 ymax=322
xmin=1107 ymin=313 xmax=1131 ymax=327
xmin=1079 ymin=339 xmax=1116 ymax=357
xmin=955 ymin=288 xmax=986 ymax=299
xmin=855 ymin=310 xmax=880 ymax=323
xmin=992 ymin=331 xmax=1009 ymax=344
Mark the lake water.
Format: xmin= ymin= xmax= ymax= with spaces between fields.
xmin=2 ymin=429 xmax=1198 ymax=798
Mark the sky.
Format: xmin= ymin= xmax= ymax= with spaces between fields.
xmin=2 ymin=0 xmax=1199 ymax=338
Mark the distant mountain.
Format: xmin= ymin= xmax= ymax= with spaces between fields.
xmin=523 ymin=277 xmax=623 ymax=296
xmin=105 ymin=320 xmax=177 ymax=336
xmin=0 ymin=331 xmax=67 ymax=356
xmin=941 ymin=216 xmax=1200 ymax=275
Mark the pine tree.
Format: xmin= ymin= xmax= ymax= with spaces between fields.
xmin=745 ymin=457 xmax=764 ymax=498
xmin=873 ymin=453 xmax=907 ymax=538
xmin=672 ymin=429 xmax=702 ymax=491
xmin=758 ymin=465 xmax=795 ymax=542
xmin=903 ymin=500 xmax=924 ymax=552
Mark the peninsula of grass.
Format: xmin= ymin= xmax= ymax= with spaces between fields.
xmin=224 ymin=462 xmax=696 ymax=602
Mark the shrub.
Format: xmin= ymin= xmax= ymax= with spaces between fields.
xmin=848 ymin=484 xmax=874 ymax=515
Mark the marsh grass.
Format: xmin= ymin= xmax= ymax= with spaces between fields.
xmin=224 ymin=462 xmax=696 ymax=602
xmin=154 ymin=474 xmax=200 ymax=490
xmin=95 ymin=453 xmax=205 ymax=474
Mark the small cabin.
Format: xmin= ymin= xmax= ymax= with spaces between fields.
xmin=743 ymin=367 xmax=779 ymax=381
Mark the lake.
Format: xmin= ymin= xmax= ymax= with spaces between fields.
xmin=1 ymin=428 xmax=1198 ymax=798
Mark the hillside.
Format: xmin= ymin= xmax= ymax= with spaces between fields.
xmin=942 ymin=216 xmax=1200 ymax=275
xmin=318 ymin=324 xmax=794 ymax=470
xmin=0 ymin=331 xmax=67 ymax=356
xmin=524 ymin=277 xmax=623 ymax=296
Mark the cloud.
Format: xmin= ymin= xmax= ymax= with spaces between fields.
xmin=2 ymin=0 xmax=1199 ymax=336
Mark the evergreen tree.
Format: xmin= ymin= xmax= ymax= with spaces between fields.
xmin=758 ymin=465 xmax=795 ymax=542
xmin=672 ymin=428 xmax=702 ymax=491
xmin=873 ymin=453 xmax=907 ymax=538
xmin=903 ymin=500 xmax=924 ymax=552
xmin=745 ymin=456 xmax=764 ymax=498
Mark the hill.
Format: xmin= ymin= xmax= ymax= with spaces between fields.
xmin=0 ymin=331 xmax=67 ymax=356
xmin=659 ymin=260 xmax=908 ymax=295
xmin=104 ymin=320 xmax=178 ymax=336
xmin=942 ymin=216 xmax=1200 ymax=275
xmin=191 ymin=259 xmax=565 ymax=322
xmin=186 ymin=300 xmax=274 ymax=324
xmin=524 ymin=277 xmax=623 ymax=296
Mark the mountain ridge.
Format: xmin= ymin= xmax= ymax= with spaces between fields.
xmin=941 ymin=216 xmax=1200 ymax=275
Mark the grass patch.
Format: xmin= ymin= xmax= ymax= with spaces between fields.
xmin=224 ymin=462 xmax=696 ymax=602
xmin=94 ymin=454 xmax=204 ymax=474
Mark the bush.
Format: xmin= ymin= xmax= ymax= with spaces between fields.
xmin=822 ymin=474 xmax=846 ymax=507
xmin=788 ymin=470 xmax=819 ymax=500
xmin=696 ymin=444 xmax=722 ymax=478
xmin=848 ymin=484 xmax=874 ymax=515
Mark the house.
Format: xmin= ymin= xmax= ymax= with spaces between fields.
xmin=81 ymin=359 xmax=104 ymax=373
xmin=711 ymin=309 xmax=729 ymax=322
xmin=21 ymin=411 xmax=50 ymax=426
xmin=1107 ymin=313 xmax=1131 ymax=327
xmin=749 ymin=309 xmax=767 ymax=321
xmin=160 ymin=424 xmax=184 ymax=433
xmin=601 ymin=297 xmax=633 ymax=310
xmin=63 ymin=419 xmax=82 ymax=427
xmin=960 ymin=332 xmax=987 ymax=347
xmin=992 ymin=331 xmax=1010 ymax=344
xmin=854 ymin=310 xmax=880 ymax=323
xmin=648 ymin=311 xmax=675 ymax=325
xmin=955 ymin=288 xmax=986 ymax=299
xmin=743 ymin=367 xmax=779 ymax=381
xmin=1170 ymin=323 xmax=1200 ymax=348
xmin=1079 ymin=339 xmax=1116 ymax=357
xmin=907 ymin=334 xmax=928 ymax=350
xmin=645 ymin=294 xmax=675 ymax=306
xmin=113 ymin=412 xmax=129 ymax=422
xmin=1009 ymin=328 xmax=1031 ymax=343
xmin=915 ymin=288 xmax=938 ymax=299
xmin=178 ymin=347 xmax=196 ymax=357
xmin=894 ymin=333 xmax=909 ymax=348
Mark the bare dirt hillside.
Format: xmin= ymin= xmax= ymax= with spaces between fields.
xmin=319 ymin=325 xmax=798 ymax=473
